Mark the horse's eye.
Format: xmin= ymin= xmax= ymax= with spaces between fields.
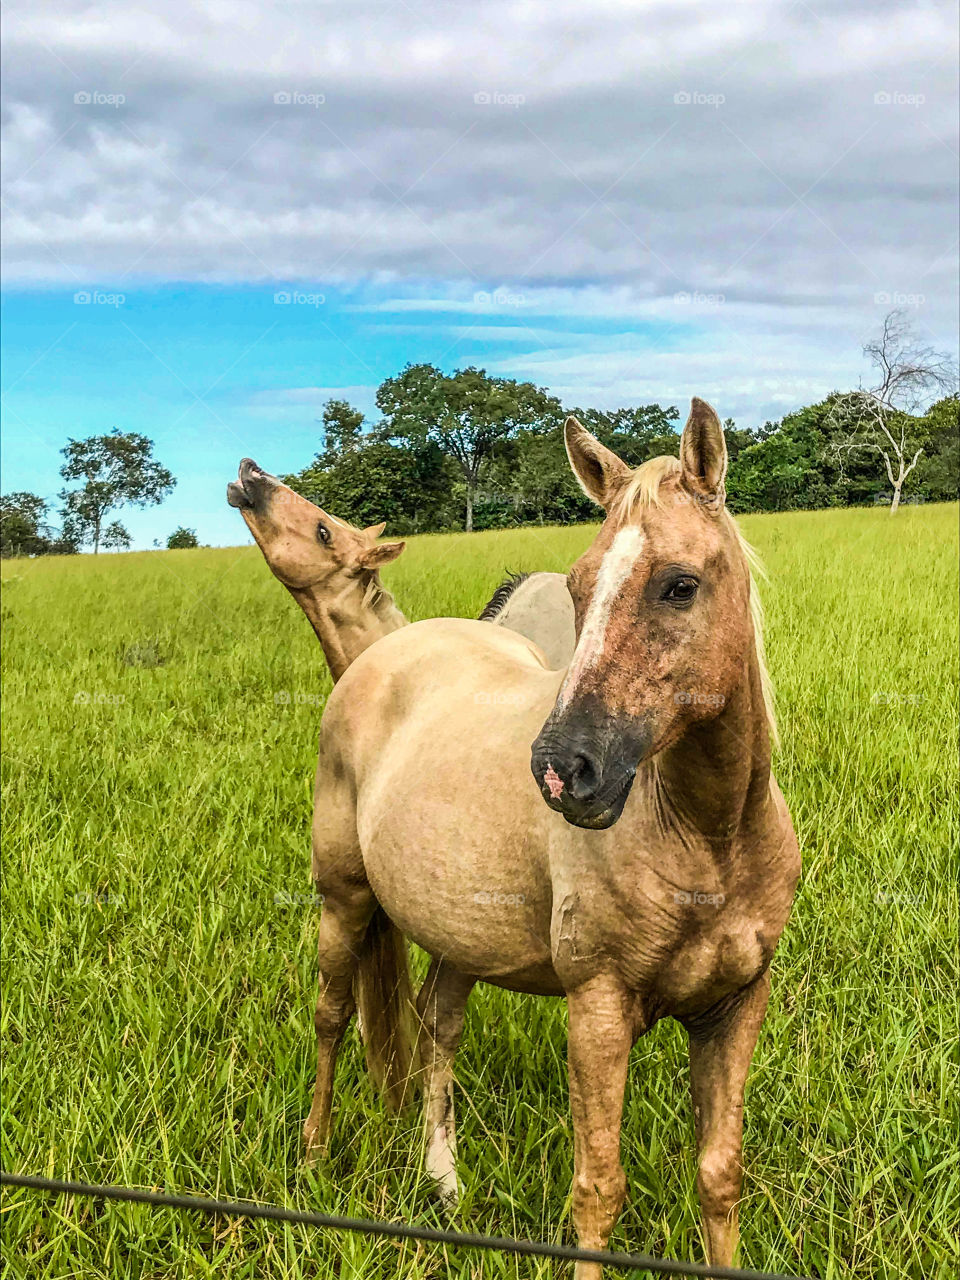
xmin=317 ymin=522 xmax=330 ymax=545
xmin=663 ymin=576 xmax=698 ymax=604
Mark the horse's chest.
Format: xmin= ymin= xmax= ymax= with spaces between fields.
xmin=551 ymin=863 xmax=778 ymax=1023
xmin=651 ymin=916 xmax=773 ymax=1017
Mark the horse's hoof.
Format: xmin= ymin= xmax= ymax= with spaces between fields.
xmin=434 ymin=1173 xmax=461 ymax=1212
xmin=440 ymin=1177 xmax=463 ymax=1208
xmin=302 ymin=1120 xmax=328 ymax=1166
xmin=426 ymin=1128 xmax=460 ymax=1210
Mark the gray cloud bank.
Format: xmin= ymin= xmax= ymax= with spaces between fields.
xmin=2 ymin=0 xmax=957 ymax=413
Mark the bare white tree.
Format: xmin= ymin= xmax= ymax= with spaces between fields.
xmin=829 ymin=310 xmax=957 ymax=513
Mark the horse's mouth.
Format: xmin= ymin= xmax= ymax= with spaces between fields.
xmin=227 ymin=458 xmax=270 ymax=510
xmin=226 ymin=477 xmax=252 ymax=509
xmin=538 ymin=766 xmax=636 ymax=831
xmin=564 ymin=805 xmax=622 ymax=830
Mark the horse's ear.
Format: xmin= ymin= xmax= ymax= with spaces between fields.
xmin=359 ymin=540 xmax=405 ymax=570
xmin=679 ymin=398 xmax=727 ymax=507
xmin=363 ymin=521 xmax=386 ymax=540
xmin=564 ymin=416 xmax=630 ymax=509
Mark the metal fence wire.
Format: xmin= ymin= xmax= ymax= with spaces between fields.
xmin=1 ymin=1171 xmax=813 ymax=1280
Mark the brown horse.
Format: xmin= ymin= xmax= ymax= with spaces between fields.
xmin=300 ymin=399 xmax=799 ymax=1276
xmin=227 ymin=458 xmax=575 ymax=675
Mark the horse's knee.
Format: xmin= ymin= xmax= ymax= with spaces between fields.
xmin=313 ymin=1001 xmax=352 ymax=1040
xmin=697 ymin=1145 xmax=742 ymax=1218
xmin=573 ymin=1163 xmax=627 ymax=1232
xmin=419 ymin=997 xmax=463 ymax=1051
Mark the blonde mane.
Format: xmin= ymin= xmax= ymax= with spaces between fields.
xmin=614 ymin=455 xmax=778 ymax=747
xmin=617 ymin=453 xmax=683 ymax=512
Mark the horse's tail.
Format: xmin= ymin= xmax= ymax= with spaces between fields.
xmin=354 ymin=906 xmax=416 ymax=1110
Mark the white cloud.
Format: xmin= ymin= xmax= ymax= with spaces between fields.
xmin=2 ymin=0 xmax=957 ymax=405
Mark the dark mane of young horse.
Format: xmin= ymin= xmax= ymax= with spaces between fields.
xmin=477 ymin=572 xmax=531 ymax=622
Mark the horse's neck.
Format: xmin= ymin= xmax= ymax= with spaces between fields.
xmin=290 ymin=576 xmax=408 ymax=682
xmin=655 ymin=651 xmax=772 ymax=844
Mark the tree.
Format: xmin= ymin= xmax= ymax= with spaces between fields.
xmin=567 ymin=404 xmax=681 ymax=466
xmin=828 ymin=311 xmax=957 ymax=513
xmin=167 ymin=526 xmax=200 ymax=549
xmin=317 ymin=399 xmax=364 ymax=466
xmin=722 ymin=419 xmax=757 ymax=465
xmin=376 ymin=364 xmax=562 ymax=531
xmin=288 ymin=438 xmax=453 ymax=534
xmin=486 ymin=427 xmax=595 ymax=525
xmin=725 ymin=397 xmax=872 ymax=512
xmin=1 ymin=492 xmax=50 ymax=557
xmin=102 ymin=521 xmax=132 ymax=552
xmin=480 ymin=403 xmax=693 ymax=527
xmin=59 ymin=429 xmax=175 ymax=553
xmin=60 ymin=487 xmax=102 ymax=554
xmin=1 ymin=492 xmax=79 ymax=556
xmin=913 ymin=395 xmax=960 ymax=501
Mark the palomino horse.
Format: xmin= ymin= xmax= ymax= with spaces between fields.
xmin=228 ymin=459 xmax=407 ymax=681
xmin=227 ymin=458 xmax=575 ymax=674
xmin=301 ymin=400 xmax=799 ymax=1276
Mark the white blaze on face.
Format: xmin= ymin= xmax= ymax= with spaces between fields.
xmin=558 ymin=527 xmax=645 ymax=709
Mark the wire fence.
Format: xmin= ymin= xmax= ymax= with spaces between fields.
xmin=2 ymin=1171 xmax=812 ymax=1280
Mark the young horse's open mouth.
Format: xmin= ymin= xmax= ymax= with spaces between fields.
xmin=226 ymin=458 xmax=272 ymax=511
xmin=226 ymin=478 xmax=252 ymax=509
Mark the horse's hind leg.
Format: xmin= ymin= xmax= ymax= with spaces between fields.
xmin=686 ymin=969 xmax=770 ymax=1266
xmin=302 ymin=885 xmax=376 ymax=1162
xmin=415 ymin=958 xmax=475 ymax=1207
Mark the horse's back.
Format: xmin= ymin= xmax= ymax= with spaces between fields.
xmin=495 ymin=572 xmax=575 ymax=669
xmin=319 ymin=616 xmax=561 ymax=807
xmin=320 ymin=616 xmax=554 ymax=744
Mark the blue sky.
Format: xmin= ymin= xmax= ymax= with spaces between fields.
xmin=2 ymin=0 xmax=956 ymax=548
xmin=1 ymin=280 xmax=878 ymax=548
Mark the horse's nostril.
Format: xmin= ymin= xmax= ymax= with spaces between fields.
xmin=567 ymin=752 xmax=599 ymax=801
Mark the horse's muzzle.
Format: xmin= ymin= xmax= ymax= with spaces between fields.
xmin=530 ymin=706 xmax=650 ymax=830
xmin=227 ymin=457 xmax=278 ymax=511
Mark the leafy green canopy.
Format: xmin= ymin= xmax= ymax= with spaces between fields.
xmin=166 ymin=526 xmax=200 ymax=550
xmin=285 ymin=380 xmax=957 ymax=533
xmin=59 ymin=430 xmax=175 ymax=554
xmin=375 ymin=364 xmax=563 ymax=530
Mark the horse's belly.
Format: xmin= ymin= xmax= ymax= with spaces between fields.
xmin=359 ymin=788 xmax=557 ymax=986
xmin=481 ymin=966 xmax=565 ymax=997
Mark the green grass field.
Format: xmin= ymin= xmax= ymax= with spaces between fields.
xmin=2 ymin=504 xmax=958 ymax=1279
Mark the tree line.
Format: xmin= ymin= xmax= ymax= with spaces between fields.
xmin=286 ymin=311 xmax=957 ymax=533
xmin=2 ymin=310 xmax=956 ymax=556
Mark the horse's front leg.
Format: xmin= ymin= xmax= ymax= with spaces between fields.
xmin=686 ymin=969 xmax=770 ymax=1266
xmin=415 ymin=957 xmax=476 ymax=1208
xmin=566 ymin=975 xmax=634 ymax=1280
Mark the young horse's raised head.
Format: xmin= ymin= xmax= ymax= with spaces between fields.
xmin=531 ymin=398 xmax=772 ymax=830
xmin=227 ymin=458 xmax=404 ymax=589
xmin=227 ymin=458 xmax=406 ymax=682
